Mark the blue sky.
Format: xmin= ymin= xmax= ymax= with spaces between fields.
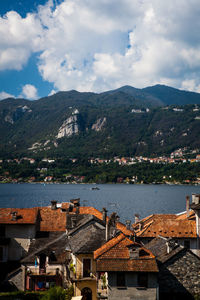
xmin=1 ymin=0 xmax=200 ymax=100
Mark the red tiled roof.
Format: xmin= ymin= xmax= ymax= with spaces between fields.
xmin=0 ymin=208 xmax=38 ymax=224
xmin=94 ymin=233 xmax=158 ymax=272
xmin=116 ymin=222 xmax=133 ymax=235
xmin=79 ymin=206 xmax=103 ymax=220
xmin=96 ymin=258 xmax=158 ymax=272
xmin=61 ymin=202 xmax=70 ymax=210
xmin=38 ymin=207 xmax=66 ymax=231
xmin=80 ymin=207 xmax=133 ymax=235
xmin=132 ymin=213 xmax=197 ymax=238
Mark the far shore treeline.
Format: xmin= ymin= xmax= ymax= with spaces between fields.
xmin=0 ymin=158 xmax=199 ymax=185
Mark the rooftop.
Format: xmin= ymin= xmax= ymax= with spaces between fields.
xmin=94 ymin=233 xmax=158 ymax=272
xmin=132 ymin=211 xmax=197 ymax=238
xmin=0 ymin=208 xmax=38 ymax=224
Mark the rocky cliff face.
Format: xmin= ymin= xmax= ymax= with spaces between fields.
xmin=92 ymin=117 xmax=106 ymax=132
xmin=56 ymin=109 xmax=79 ymax=139
xmin=4 ymin=105 xmax=32 ymax=124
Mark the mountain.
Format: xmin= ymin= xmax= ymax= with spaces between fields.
xmin=103 ymin=85 xmax=163 ymax=107
xmin=142 ymin=84 xmax=200 ymax=106
xmin=0 ymin=85 xmax=200 ymax=159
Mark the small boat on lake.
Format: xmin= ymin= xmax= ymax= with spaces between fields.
xmin=91 ymin=186 xmax=100 ymax=190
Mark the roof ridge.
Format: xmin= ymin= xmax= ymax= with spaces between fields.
xmin=136 ymin=220 xmax=154 ymax=236
xmin=94 ymin=233 xmax=126 ymax=259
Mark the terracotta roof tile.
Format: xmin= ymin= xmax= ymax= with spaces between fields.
xmin=96 ymin=258 xmax=158 ymax=272
xmin=79 ymin=207 xmax=103 ymax=220
xmin=94 ymin=233 xmax=158 ymax=272
xmin=0 ymin=208 xmax=38 ymax=224
xmin=38 ymin=207 xmax=66 ymax=231
xmin=133 ymin=213 xmax=197 ymax=238
xmin=116 ymin=222 xmax=133 ymax=235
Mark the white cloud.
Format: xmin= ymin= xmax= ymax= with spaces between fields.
xmin=0 ymin=10 xmax=43 ymax=70
xmin=181 ymin=79 xmax=200 ymax=93
xmin=20 ymin=84 xmax=38 ymax=100
xmin=0 ymin=91 xmax=15 ymax=100
xmin=1 ymin=0 xmax=200 ymax=93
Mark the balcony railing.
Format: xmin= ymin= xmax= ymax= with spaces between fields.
xmin=28 ymin=268 xmax=61 ymax=276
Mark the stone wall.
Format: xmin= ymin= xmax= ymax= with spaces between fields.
xmin=159 ymin=248 xmax=200 ymax=298
xmin=108 ymin=272 xmax=158 ymax=300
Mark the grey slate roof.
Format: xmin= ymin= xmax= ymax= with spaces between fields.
xmin=69 ymin=221 xmax=106 ymax=254
xmin=21 ymin=232 xmax=70 ymax=264
xmin=145 ymin=236 xmax=184 ymax=263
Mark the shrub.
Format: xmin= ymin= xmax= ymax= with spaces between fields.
xmin=40 ymin=286 xmax=66 ymax=300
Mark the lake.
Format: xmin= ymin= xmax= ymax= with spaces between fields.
xmin=0 ymin=183 xmax=199 ymax=222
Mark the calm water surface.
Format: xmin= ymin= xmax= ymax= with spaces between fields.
xmin=0 ymin=183 xmax=200 ymax=222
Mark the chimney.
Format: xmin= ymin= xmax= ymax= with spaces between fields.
xmin=166 ymin=239 xmax=176 ymax=254
xmin=51 ymin=200 xmax=57 ymax=210
xmin=191 ymin=194 xmax=200 ymax=249
xmin=11 ymin=211 xmax=17 ymax=221
xmin=126 ymin=220 xmax=131 ymax=230
xmin=70 ymin=198 xmax=80 ymax=213
xmin=102 ymin=208 xmax=107 ymax=223
xmin=192 ymin=194 xmax=200 ymax=205
xmin=135 ymin=214 xmax=140 ymax=223
xmin=186 ymin=195 xmax=190 ymax=218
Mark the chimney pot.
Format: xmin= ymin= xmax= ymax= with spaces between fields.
xmin=125 ymin=220 xmax=131 ymax=230
xmin=192 ymin=194 xmax=200 ymax=205
xmin=186 ymin=195 xmax=190 ymax=218
xmin=11 ymin=211 xmax=17 ymax=221
xmin=135 ymin=214 xmax=140 ymax=223
xmin=102 ymin=208 xmax=107 ymax=223
xmin=51 ymin=200 xmax=57 ymax=210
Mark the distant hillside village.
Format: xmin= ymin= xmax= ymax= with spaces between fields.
xmin=1 ymin=194 xmax=200 ymax=299
xmin=0 ymin=147 xmax=200 ymax=185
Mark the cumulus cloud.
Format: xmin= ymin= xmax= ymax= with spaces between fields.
xmin=0 ymin=91 xmax=15 ymax=100
xmin=1 ymin=0 xmax=200 ymax=93
xmin=20 ymin=84 xmax=38 ymax=100
xmin=0 ymin=10 xmax=43 ymax=70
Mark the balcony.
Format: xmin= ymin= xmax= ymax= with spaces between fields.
xmin=28 ymin=267 xmax=61 ymax=277
xmin=74 ymin=272 xmax=97 ymax=281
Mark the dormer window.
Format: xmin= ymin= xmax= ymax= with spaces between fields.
xmin=139 ymin=249 xmax=150 ymax=257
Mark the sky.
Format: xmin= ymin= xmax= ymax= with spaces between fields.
xmin=1 ymin=0 xmax=200 ymax=100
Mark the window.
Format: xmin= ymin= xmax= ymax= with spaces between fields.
xmin=138 ymin=272 xmax=148 ymax=288
xmin=49 ymin=251 xmax=57 ymax=262
xmin=0 ymin=225 xmax=5 ymax=237
xmin=83 ymin=258 xmax=91 ymax=277
xmin=0 ymin=247 xmax=3 ymax=261
xmin=116 ymin=272 xmax=126 ymax=287
xmin=184 ymin=240 xmax=190 ymax=249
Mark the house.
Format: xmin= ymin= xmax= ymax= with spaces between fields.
xmin=66 ymin=203 xmax=132 ymax=300
xmin=0 ymin=208 xmax=39 ymax=262
xmin=68 ymin=214 xmax=107 ymax=300
xmin=94 ymin=233 xmax=158 ymax=300
xmin=146 ymin=236 xmax=200 ymax=299
xmin=0 ymin=198 xmax=133 ymax=297
xmin=132 ymin=195 xmax=200 ymax=250
xmin=21 ymin=232 xmax=71 ymax=291
xmin=0 ymin=207 xmax=38 ymax=290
